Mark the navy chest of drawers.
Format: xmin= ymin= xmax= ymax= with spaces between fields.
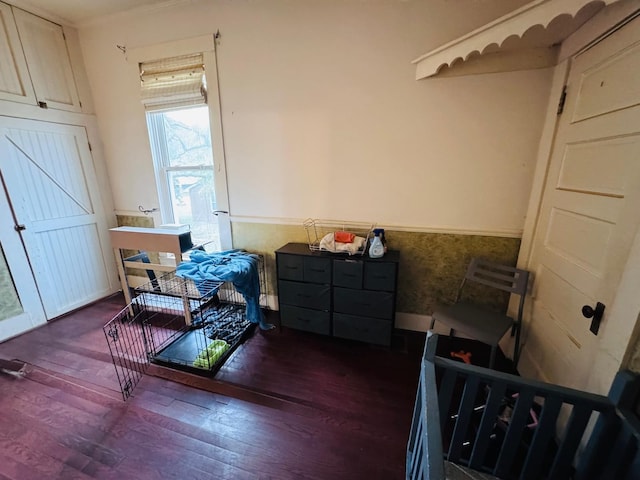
xmin=275 ymin=242 xmax=399 ymax=346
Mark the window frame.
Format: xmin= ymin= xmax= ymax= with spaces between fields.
xmin=128 ymin=35 xmax=232 ymax=250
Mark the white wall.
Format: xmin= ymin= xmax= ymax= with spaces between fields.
xmin=78 ymin=0 xmax=551 ymax=236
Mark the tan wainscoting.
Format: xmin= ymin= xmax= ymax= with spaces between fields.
xmin=231 ymin=222 xmax=521 ymax=331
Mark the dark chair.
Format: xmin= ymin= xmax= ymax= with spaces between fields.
xmin=430 ymin=258 xmax=530 ymax=369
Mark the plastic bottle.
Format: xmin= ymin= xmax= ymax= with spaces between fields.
xmin=369 ymin=232 xmax=385 ymax=258
xmin=373 ymin=228 xmax=387 ymax=252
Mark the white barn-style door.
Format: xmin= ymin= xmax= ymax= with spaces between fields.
xmin=0 ymin=118 xmax=116 ymax=319
xmin=523 ymin=17 xmax=640 ymax=393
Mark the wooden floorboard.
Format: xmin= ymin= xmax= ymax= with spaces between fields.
xmin=0 ymin=295 xmax=424 ymax=479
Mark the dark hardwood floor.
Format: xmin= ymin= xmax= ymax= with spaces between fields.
xmin=0 ymin=295 xmax=425 ymax=479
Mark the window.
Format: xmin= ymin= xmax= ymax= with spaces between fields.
xmin=139 ymin=50 xmax=223 ymax=249
xmin=146 ymin=106 xmax=219 ymax=247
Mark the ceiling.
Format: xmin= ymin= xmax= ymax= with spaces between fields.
xmin=11 ymin=0 xmax=174 ymax=24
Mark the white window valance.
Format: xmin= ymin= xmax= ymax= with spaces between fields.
xmin=139 ymin=53 xmax=207 ymax=110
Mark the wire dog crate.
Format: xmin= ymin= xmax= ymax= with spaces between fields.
xmin=104 ymin=254 xmax=267 ymax=400
xmin=103 ymin=305 xmax=148 ymax=401
xmin=303 ymin=218 xmax=374 ymax=256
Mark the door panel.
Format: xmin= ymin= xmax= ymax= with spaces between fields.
xmin=524 ymin=19 xmax=640 ymax=391
xmin=557 ymin=137 xmax=637 ymax=196
xmin=12 ymin=8 xmax=80 ymax=111
xmin=31 ymin=223 xmax=109 ymax=315
xmin=0 ymin=3 xmax=35 ymax=104
xmin=0 ymin=173 xmax=46 ymax=341
xmin=4 ymin=129 xmax=94 ymax=219
xmin=573 ymin=38 xmax=640 ymax=122
xmin=0 ymin=118 xmax=116 ymax=319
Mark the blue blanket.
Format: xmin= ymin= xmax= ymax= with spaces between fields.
xmin=176 ymin=250 xmax=274 ymax=330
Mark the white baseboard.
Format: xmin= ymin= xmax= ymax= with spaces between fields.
xmin=391 ymin=312 xmax=455 ymax=336
xmin=517 ymin=347 xmax=548 ymax=382
xmin=266 ymin=306 xmax=470 ymax=336
xmin=394 ymin=312 xmax=476 ymax=339
xmin=394 ymin=312 xmax=431 ymax=332
xmin=263 ymin=294 xmax=278 ymax=310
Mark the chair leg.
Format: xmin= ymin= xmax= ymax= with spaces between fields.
xmin=513 ymin=324 xmax=522 ymax=369
xmin=489 ymin=345 xmax=497 ymax=370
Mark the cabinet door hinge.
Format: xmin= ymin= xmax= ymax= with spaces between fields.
xmin=557 ymin=85 xmax=567 ymax=115
xmin=88 ymin=142 xmax=92 ymax=152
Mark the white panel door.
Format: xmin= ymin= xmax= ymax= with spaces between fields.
xmin=524 ymin=18 xmax=640 ymax=391
xmin=0 ymin=117 xmax=115 ymax=319
xmin=0 ymin=2 xmax=35 ymax=105
xmin=0 ymin=182 xmax=46 ymax=341
xmin=12 ymin=7 xmax=80 ymax=112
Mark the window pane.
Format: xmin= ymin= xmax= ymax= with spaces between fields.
xmin=161 ymin=106 xmax=213 ymax=167
xmin=167 ymin=169 xmax=219 ymax=248
xmin=146 ymin=104 xmax=221 ymax=249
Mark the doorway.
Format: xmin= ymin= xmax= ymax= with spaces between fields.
xmin=0 ymin=118 xmax=117 ymax=338
xmin=521 ymin=16 xmax=640 ymax=393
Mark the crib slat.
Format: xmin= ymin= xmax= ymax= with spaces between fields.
xmin=412 ymin=333 xmax=446 ymax=480
xmin=448 ymin=375 xmax=481 ymax=462
xmin=494 ymin=387 xmax=536 ymax=478
xmin=574 ymin=410 xmax=621 ymax=480
xmin=469 ymin=380 xmax=507 ymax=470
xmin=600 ymin=425 xmax=636 ymax=480
xmin=520 ymin=395 xmax=562 ymax=480
xmin=407 ymin=376 xmax=422 ymax=478
xmin=411 ymin=422 xmax=424 ymax=479
xmin=623 ymin=447 xmax=640 ymax=480
xmin=548 ymin=404 xmax=593 ymax=480
xmin=407 ymin=375 xmax=423 ymax=455
xmin=439 ymin=368 xmax=457 ymax=434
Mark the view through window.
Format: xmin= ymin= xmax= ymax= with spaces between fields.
xmin=146 ymin=106 xmax=220 ymax=249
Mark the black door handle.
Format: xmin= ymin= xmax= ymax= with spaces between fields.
xmin=582 ymin=302 xmax=605 ymax=335
xmin=14 ymin=224 xmax=26 ymax=231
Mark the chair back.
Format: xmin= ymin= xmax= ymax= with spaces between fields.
xmin=464 ymin=258 xmax=529 ymax=297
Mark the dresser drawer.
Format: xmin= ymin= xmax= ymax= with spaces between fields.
xmin=364 ymin=262 xmax=397 ymax=291
xmin=275 ymin=243 xmax=399 ymax=345
xmin=333 ymin=259 xmax=363 ymax=289
xmin=277 ymin=254 xmax=303 ymax=281
xmin=333 ymin=287 xmax=394 ymax=319
xmin=303 ymin=256 xmax=331 ymax=284
xmin=280 ymin=305 xmax=330 ymax=335
xmin=279 ymin=280 xmax=330 ymax=310
xmin=333 ymin=313 xmax=392 ymax=346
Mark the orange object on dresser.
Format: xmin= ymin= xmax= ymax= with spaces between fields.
xmin=334 ymin=231 xmax=355 ymax=243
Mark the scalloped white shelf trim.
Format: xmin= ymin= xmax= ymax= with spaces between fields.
xmin=412 ymin=0 xmax=620 ymax=79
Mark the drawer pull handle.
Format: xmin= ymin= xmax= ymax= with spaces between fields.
xmin=285 ymin=266 xmax=299 ymax=269
xmin=343 ymin=273 xmax=357 ymax=278
xmin=309 ymin=268 xmax=325 ymax=273
xmin=297 ymin=317 xmax=310 ymax=323
xmin=296 ymin=294 xmax=311 ymax=298
xmin=373 ymin=275 xmax=387 ymax=279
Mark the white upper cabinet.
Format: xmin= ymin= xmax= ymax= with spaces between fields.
xmin=12 ymin=7 xmax=81 ymax=112
xmin=0 ymin=2 xmax=35 ymax=105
